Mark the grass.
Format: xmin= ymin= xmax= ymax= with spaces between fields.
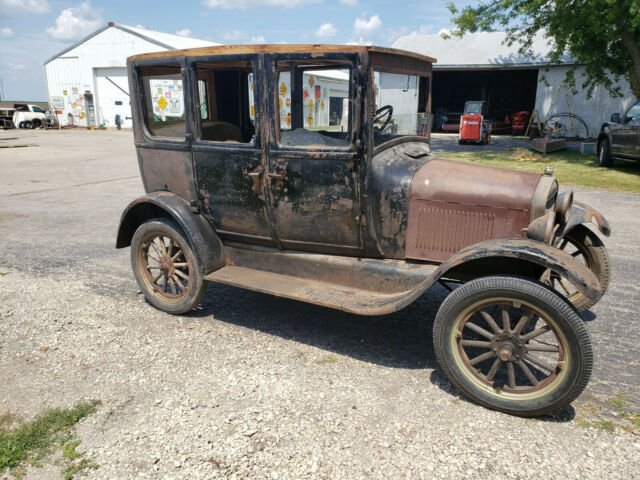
xmin=443 ymin=147 xmax=640 ymax=194
xmin=0 ymin=400 xmax=100 ymax=477
xmin=607 ymin=393 xmax=631 ymax=409
xmin=575 ymin=416 xmax=617 ymax=432
xmin=620 ymin=412 xmax=640 ymax=430
xmin=316 ymin=354 xmax=339 ymax=365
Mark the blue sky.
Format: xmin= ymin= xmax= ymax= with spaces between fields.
xmin=0 ymin=0 xmax=469 ymax=100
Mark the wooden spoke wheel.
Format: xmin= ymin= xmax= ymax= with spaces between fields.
xmin=131 ymin=218 xmax=207 ymax=314
xmin=434 ymin=276 xmax=593 ymax=416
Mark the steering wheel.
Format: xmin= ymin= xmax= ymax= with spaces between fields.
xmin=374 ymin=105 xmax=394 ymax=132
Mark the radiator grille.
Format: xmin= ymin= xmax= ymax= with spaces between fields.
xmin=414 ymin=205 xmax=495 ymax=255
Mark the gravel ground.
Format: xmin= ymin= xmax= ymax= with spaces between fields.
xmin=1 ymin=129 xmax=639 ymax=479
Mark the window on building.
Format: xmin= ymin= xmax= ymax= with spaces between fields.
xmin=139 ymin=65 xmax=186 ymax=139
xmin=276 ymin=60 xmax=352 ymax=148
xmin=194 ymin=61 xmax=255 ymax=143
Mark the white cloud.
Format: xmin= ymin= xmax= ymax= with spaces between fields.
xmin=222 ymin=30 xmax=266 ymax=43
xmin=203 ymin=0 xmax=319 ymax=9
xmin=0 ymin=0 xmax=50 ymax=14
xmin=9 ymin=62 xmax=26 ymax=70
xmin=438 ymin=28 xmax=450 ymax=36
xmin=176 ymin=28 xmax=192 ymax=37
xmin=46 ymin=1 xmax=102 ymax=41
xmin=0 ymin=27 xmax=13 ymax=37
xmin=353 ymin=14 xmax=381 ymax=38
xmin=339 ymin=0 xmax=358 ymax=5
xmin=315 ymin=22 xmax=336 ymax=39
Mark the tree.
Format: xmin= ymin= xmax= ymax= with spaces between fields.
xmin=446 ymin=0 xmax=640 ymax=98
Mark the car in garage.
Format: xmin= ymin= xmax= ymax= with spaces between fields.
xmin=598 ymin=99 xmax=640 ymax=166
xmin=117 ymin=44 xmax=612 ymax=417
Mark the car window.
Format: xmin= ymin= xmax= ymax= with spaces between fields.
xmin=139 ymin=65 xmax=186 ymax=139
xmin=194 ymin=61 xmax=255 ymax=144
xmin=624 ymin=101 xmax=640 ymax=124
xmin=276 ymin=61 xmax=352 ymax=148
xmin=31 ymin=106 xmax=45 ymax=113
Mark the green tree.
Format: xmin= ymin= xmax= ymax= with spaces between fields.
xmin=447 ymin=0 xmax=640 ymax=98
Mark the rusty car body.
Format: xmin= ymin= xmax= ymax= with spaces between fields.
xmin=117 ymin=45 xmax=611 ymax=416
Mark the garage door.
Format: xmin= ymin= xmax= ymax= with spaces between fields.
xmin=95 ymin=68 xmax=132 ymax=128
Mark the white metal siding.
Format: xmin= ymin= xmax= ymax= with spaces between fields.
xmin=534 ymin=65 xmax=636 ymax=138
xmin=95 ymin=68 xmax=131 ymax=128
xmin=44 ymin=27 xmax=167 ymax=127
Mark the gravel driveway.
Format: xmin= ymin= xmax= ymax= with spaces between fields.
xmin=1 ymin=129 xmax=639 ymax=479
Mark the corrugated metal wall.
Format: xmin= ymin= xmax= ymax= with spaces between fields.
xmin=44 ymin=27 xmax=167 ymax=127
xmin=534 ymin=65 xmax=636 ymax=138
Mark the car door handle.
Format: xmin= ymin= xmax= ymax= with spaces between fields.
xmin=267 ymin=172 xmax=285 ymax=179
xmin=246 ymin=172 xmax=261 ymax=178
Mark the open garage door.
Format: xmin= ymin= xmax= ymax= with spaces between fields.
xmin=95 ymin=68 xmax=132 ymax=128
xmin=432 ymin=68 xmax=539 ymax=133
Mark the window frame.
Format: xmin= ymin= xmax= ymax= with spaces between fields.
xmin=187 ymin=54 xmax=260 ymax=149
xmin=272 ymin=54 xmax=358 ymax=152
xmin=133 ymin=58 xmax=190 ymax=146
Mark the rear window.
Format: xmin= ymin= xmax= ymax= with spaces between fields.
xmin=138 ymin=65 xmax=186 ymax=139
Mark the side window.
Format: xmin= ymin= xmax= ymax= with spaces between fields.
xmin=194 ymin=61 xmax=255 ymax=143
xmin=32 ymin=106 xmax=45 ymax=113
xmin=139 ymin=65 xmax=186 ymax=139
xmin=624 ymin=101 xmax=640 ymax=124
xmin=276 ymin=61 xmax=352 ymax=148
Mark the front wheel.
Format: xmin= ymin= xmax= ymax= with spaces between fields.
xmin=433 ymin=276 xmax=593 ymax=416
xmin=131 ymin=217 xmax=207 ymax=314
xmin=598 ymin=138 xmax=613 ymax=167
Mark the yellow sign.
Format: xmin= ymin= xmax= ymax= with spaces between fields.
xmin=157 ymin=96 xmax=167 ymax=110
xmin=309 ymin=99 xmax=314 ymax=112
xmin=308 ymin=76 xmax=314 ymax=88
xmin=307 ymin=113 xmax=314 ymax=127
xmin=279 ymin=82 xmax=287 ymax=96
xmin=279 ymin=97 xmax=283 ymax=109
xmin=320 ymin=100 xmax=325 ymax=109
xmin=63 ymin=90 xmax=68 ymax=95
xmin=250 ymin=105 xmax=255 ymax=116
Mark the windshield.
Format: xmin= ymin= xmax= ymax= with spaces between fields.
xmin=372 ymin=70 xmax=430 ymax=147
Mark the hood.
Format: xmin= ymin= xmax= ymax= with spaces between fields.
xmin=405 ymin=158 xmax=543 ymax=262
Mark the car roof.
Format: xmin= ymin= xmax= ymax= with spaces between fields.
xmin=128 ymin=44 xmax=436 ymax=65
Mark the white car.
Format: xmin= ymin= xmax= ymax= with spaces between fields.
xmin=12 ymin=104 xmax=48 ymax=129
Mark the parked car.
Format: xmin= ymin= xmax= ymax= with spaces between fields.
xmin=117 ymin=45 xmax=611 ymax=416
xmin=12 ymin=103 xmax=48 ymax=129
xmin=598 ymin=99 xmax=640 ymax=166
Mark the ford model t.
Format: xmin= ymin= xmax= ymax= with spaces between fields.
xmin=117 ymin=45 xmax=611 ymax=416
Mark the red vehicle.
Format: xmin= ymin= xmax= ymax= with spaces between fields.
xmin=510 ymin=110 xmax=530 ymax=135
xmin=459 ymin=100 xmax=491 ymax=145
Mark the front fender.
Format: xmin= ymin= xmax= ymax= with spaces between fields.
xmin=434 ymin=238 xmax=603 ymax=303
xmin=116 ymin=192 xmax=225 ymax=274
xmin=557 ymin=201 xmax=611 ymax=238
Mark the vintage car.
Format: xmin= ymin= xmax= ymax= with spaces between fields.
xmin=598 ymin=99 xmax=640 ymax=166
xmin=117 ymin=45 xmax=611 ymax=416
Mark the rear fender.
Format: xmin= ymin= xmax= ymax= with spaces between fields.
xmin=556 ymin=201 xmax=611 ymax=238
xmin=116 ymin=192 xmax=225 ymax=274
xmin=434 ymin=238 xmax=602 ymax=302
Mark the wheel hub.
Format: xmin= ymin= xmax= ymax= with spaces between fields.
xmin=491 ymin=333 xmax=524 ymax=362
xmin=159 ymin=257 xmax=174 ymax=276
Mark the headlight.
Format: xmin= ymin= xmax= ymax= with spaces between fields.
xmin=530 ymin=175 xmax=558 ymax=222
xmin=555 ymin=190 xmax=573 ymax=225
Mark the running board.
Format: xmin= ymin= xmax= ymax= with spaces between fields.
xmin=204 ymin=265 xmax=428 ymax=316
xmin=203 ymin=246 xmax=439 ymax=315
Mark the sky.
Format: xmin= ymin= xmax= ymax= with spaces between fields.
xmin=0 ymin=0 xmax=470 ymax=100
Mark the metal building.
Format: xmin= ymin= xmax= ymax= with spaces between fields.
xmin=393 ymin=31 xmax=636 ymax=137
xmin=44 ymin=22 xmax=218 ymax=128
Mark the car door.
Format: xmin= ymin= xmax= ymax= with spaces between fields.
xmin=189 ymin=55 xmax=277 ymax=247
xmin=266 ymin=55 xmax=363 ymax=256
xmin=611 ymin=100 xmax=640 ymax=157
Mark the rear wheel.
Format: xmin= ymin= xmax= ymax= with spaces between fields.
xmin=598 ymin=138 xmax=613 ymax=167
xmin=433 ymin=276 xmax=593 ymax=416
xmin=131 ymin=218 xmax=207 ymax=314
xmin=23 ymin=121 xmax=33 ymax=129
xmin=32 ymin=119 xmax=42 ymax=128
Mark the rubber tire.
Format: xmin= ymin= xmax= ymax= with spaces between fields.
xmin=131 ymin=217 xmax=208 ymax=315
xmin=433 ymin=275 xmax=594 ymax=417
xmin=32 ymin=119 xmax=42 ymax=128
xmin=563 ymin=225 xmax=610 ymax=312
xmin=23 ymin=121 xmax=33 ymax=129
xmin=598 ymin=138 xmax=613 ymax=167
xmin=18 ymin=122 xmax=25 ymax=129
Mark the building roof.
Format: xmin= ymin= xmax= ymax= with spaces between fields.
xmin=129 ymin=44 xmax=436 ymax=65
xmin=392 ymin=31 xmax=570 ymax=69
xmin=45 ymin=22 xmax=220 ymax=65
